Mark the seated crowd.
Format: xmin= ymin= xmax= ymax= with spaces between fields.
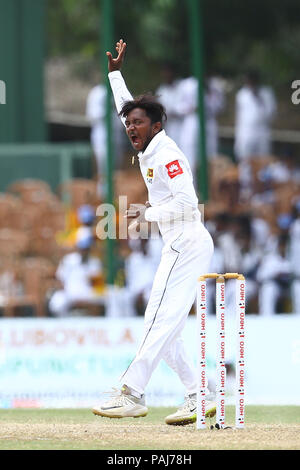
xmin=0 ymin=149 xmax=299 ymax=318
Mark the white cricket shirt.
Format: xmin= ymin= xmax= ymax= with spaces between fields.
xmin=108 ymin=71 xmax=202 ymax=242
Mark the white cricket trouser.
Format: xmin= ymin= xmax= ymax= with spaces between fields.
xmin=121 ymin=223 xmax=214 ymax=396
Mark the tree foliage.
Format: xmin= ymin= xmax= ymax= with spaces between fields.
xmin=47 ymin=0 xmax=300 ymax=90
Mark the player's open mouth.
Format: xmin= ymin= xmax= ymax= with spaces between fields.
xmin=130 ymin=135 xmax=142 ymax=147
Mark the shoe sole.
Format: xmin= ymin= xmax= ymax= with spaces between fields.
xmin=92 ymin=408 xmax=148 ymax=419
xmin=165 ymin=405 xmax=216 ymax=426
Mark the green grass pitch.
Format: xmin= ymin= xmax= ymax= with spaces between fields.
xmin=0 ymin=406 xmax=299 ymax=450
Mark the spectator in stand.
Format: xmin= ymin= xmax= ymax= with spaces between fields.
xmin=77 ymin=204 xmax=96 ymax=242
xmin=206 ymin=215 xmax=261 ymax=314
xmin=211 ymin=212 xmax=241 ymax=274
xmin=86 ymin=82 xmax=123 ymax=197
xmin=205 ymin=77 xmax=226 ymax=159
xmin=56 ymin=204 xmax=96 ymax=250
xmin=86 ymin=83 xmax=107 ymax=197
xmin=174 ymin=75 xmax=225 ymax=177
xmin=277 ymin=213 xmax=294 ymax=237
xmin=289 ymin=198 xmax=300 ymax=314
xmin=49 ymin=227 xmax=104 ymax=317
xmin=234 ymin=70 xmax=277 ymax=200
xmin=156 ymin=63 xmax=182 ymax=144
xmin=226 ymin=229 xmax=261 ymax=314
xmin=249 ymin=208 xmax=272 ymax=251
xmin=256 ymin=233 xmax=295 ymax=316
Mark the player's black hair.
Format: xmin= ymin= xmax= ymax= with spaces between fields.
xmin=119 ymin=94 xmax=167 ymax=126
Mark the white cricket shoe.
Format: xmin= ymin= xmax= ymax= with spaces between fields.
xmin=92 ymin=386 xmax=148 ymax=419
xmin=165 ymin=393 xmax=216 ymax=425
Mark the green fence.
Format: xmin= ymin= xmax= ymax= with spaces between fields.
xmin=0 ymin=0 xmax=46 ymax=143
xmin=0 ymin=142 xmax=93 ymax=193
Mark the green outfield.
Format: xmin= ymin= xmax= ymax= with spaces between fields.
xmin=0 ymin=406 xmax=299 ymax=450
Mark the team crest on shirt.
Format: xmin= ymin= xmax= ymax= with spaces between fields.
xmin=146 ymin=168 xmax=154 ymax=183
xmin=166 ymin=160 xmax=183 ymax=179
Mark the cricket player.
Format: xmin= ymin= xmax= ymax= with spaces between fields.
xmin=92 ymin=39 xmax=216 ymax=425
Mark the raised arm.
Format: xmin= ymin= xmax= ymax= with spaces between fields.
xmin=106 ymin=39 xmax=127 ymax=72
xmin=107 ymin=39 xmax=133 ymax=125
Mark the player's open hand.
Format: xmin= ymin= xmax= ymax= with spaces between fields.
xmin=106 ymin=39 xmax=127 ymax=72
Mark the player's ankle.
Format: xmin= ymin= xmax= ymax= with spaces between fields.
xmin=122 ymin=384 xmax=142 ymax=399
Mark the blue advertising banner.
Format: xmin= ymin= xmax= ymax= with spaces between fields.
xmin=0 ymin=316 xmax=299 ymax=408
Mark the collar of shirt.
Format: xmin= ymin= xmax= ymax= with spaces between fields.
xmin=138 ymin=129 xmax=166 ymax=161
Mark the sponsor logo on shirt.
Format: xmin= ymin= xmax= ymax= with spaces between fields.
xmin=146 ymin=168 xmax=154 ymax=183
xmin=166 ymin=160 xmax=183 ymax=179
